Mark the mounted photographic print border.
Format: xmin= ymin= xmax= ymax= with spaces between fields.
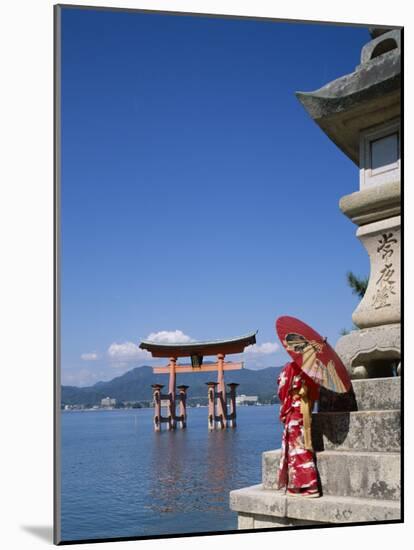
xmin=54 ymin=3 xmax=403 ymax=545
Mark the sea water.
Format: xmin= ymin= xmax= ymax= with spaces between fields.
xmin=60 ymin=405 xmax=282 ymax=541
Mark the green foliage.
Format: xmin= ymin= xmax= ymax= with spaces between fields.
xmin=346 ymin=271 xmax=368 ymax=298
xmin=339 ymin=323 xmax=360 ymax=336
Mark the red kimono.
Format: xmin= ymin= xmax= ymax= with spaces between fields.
xmin=277 ymin=361 xmax=320 ymax=496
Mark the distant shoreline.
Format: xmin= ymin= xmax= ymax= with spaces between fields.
xmin=61 ymin=403 xmax=274 ymax=412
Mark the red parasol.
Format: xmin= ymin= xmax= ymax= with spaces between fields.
xmin=276 ymin=316 xmax=352 ymax=393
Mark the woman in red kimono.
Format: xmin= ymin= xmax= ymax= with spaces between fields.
xmin=277 ymin=361 xmax=320 ymax=497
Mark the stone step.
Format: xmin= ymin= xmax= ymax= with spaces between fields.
xmin=352 ymin=377 xmax=400 ymax=411
xmin=317 ymin=376 xmax=400 ymax=413
xmin=312 ymin=409 xmax=400 ymax=452
xmin=230 ymin=484 xmax=401 ymax=525
xmin=262 ymin=449 xmax=400 ymax=501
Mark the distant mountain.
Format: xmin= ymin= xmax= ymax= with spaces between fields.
xmin=61 ymin=365 xmax=284 ymax=405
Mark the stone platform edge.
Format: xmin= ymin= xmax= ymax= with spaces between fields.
xmin=229 ymin=484 xmax=400 ymax=525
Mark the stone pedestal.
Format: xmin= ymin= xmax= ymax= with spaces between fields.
xmin=230 ymin=378 xmax=401 ymax=527
xmin=335 ymin=323 xmax=400 ymax=378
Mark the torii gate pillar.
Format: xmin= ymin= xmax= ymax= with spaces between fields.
xmin=216 ymin=353 xmax=228 ymax=429
xmin=167 ymin=357 xmax=177 ymax=430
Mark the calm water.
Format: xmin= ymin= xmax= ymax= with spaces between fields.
xmin=61 ymin=406 xmax=283 ymax=541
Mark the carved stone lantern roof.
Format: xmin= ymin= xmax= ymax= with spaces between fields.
xmin=296 ymin=28 xmax=401 ymax=165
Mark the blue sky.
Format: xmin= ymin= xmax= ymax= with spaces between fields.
xmin=60 ymin=7 xmax=370 ymax=386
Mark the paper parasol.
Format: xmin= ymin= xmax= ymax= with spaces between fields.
xmin=276 ymin=316 xmax=351 ymax=393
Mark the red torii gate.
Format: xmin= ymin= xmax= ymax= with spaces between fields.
xmin=139 ymin=332 xmax=257 ymax=431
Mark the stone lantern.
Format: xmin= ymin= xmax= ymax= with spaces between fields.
xmin=229 ymin=27 xmax=401 ymax=529
xmin=296 ymin=28 xmax=401 ymax=379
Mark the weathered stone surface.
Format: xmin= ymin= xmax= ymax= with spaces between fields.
xmin=286 ymin=493 xmax=400 ymax=523
xmin=335 ymin=324 xmax=400 ymax=377
xmin=230 ymin=485 xmax=400 ymax=524
xmin=311 ymin=410 xmax=400 ymax=452
xmin=317 ymin=377 xmax=401 ymax=412
xmin=317 ymin=386 xmax=358 ymax=412
xmin=230 ymin=484 xmax=286 ymax=518
xmin=262 ymin=450 xmax=281 ymax=490
xmin=339 ymin=180 xmax=400 ymax=226
xmin=251 ymin=514 xmax=322 ymax=529
xmin=262 ymin=449 xmax=400 ymax=501
xmin=316 ymin=451 xmax=400 ymax=500
xmin=360 ymin=30 xmax=401 ymax=65
xmin=353 ymin=217 xmax=400 ymax=329
xmin=237 ymin=512 xmax=254 ymax=530
xmin=351 ymin=377 xmax=400 ymax=410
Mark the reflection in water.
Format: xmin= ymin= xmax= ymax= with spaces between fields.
xmin=147 ymin=427 xmax=236 ymax=514
xmin=148 ymin=431 xmax=194 ymax=513
xmin=61 ymin=406 xmax=283 ymax=541
xmin=206 ymin=430 xmax=238 ymax=508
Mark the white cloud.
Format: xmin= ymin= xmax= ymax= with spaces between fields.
xmin=107 ymin=341 xmax=151 ymax=362
xmin=106 ymin=331 xmax=194 ymax=368
xmin=245 ymin=342 xmax=280 ymax=355
xmin=80 ymin=352 xmax=99 ymax=361
xmin=146 ymin=330 xmax=194 ymax=344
